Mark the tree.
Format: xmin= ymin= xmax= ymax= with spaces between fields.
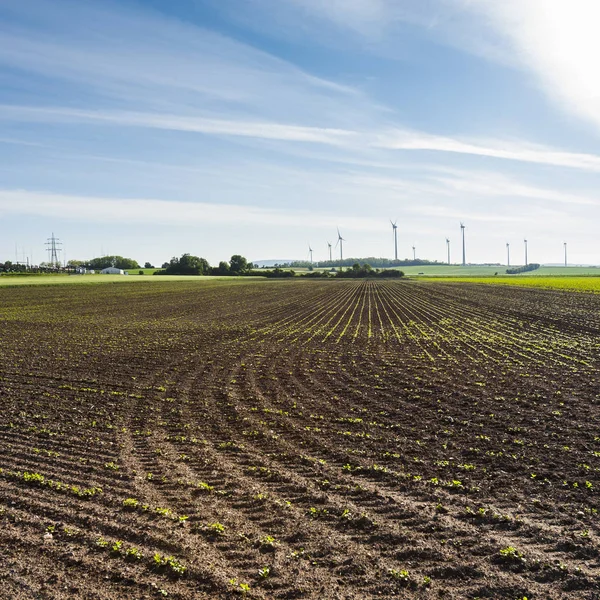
xmin=144 ymin=262 xmax=154 ymax=269
xmin=159 ymin=254 xmax=211 ymax=275
xmin=88 ymin=255 xmax=140 ymax=270
xmin=229 ymin=255 xmax=249 ymax=274
xmin=214 ymin=261 xmax=230 ymax=275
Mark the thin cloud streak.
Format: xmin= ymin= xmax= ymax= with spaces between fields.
xmin=0 ymin=188 xmax=538 ymax=231
xmin=0 ymin=0 xmax=372 ymax=127
xmin=373 ymin=130 xmax=600 ymax=173
xmin=219 ymin=0 xmax=516 ymax=65
xmin=0 ymin=105 xmax=356 ymax=145
xmin=0 ymin=189 xmax=382 ymax=231
xmin=4 ymin=104 xmax=600 ymax=173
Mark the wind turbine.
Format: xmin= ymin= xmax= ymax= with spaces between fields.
xmin=564 ymin=242 xmax=567 ymax=267
xmin=327 ymin=241 xmax=332 ymax=262
xmin=412 ymin=244 xmax=416 ymax=261
xmin=524 ymin=238 xmax=528 ymax=266
xmin=446 ymin=238 xmax=450 ymax=265
xmin=390 ymin=220 xmax=398 ymax=261
xmin=460 ymin=222 xmax=466 ymax=266
xmin=308 ymin=244 xmax=313 ymax=265
xmin=506 ymin=242 xmax=510 ymax=266
xmin=335 ymin=228 xmax=345 ymax=261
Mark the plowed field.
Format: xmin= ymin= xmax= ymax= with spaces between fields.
xmin=1 ymin=279 xmax=599 ymax=599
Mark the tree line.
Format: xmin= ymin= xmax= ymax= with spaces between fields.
xmin=506 ymin=263 xmax=540 ymax=274
xmin=286 ymin=257 xmax=444 ymax=269
xmin=261 ymin=263 xmax=404 ymax=279
xmin=1 ymin=254 xmax=404 ymax=279
xmin=156 ymin=254 xmax=254 ymax=276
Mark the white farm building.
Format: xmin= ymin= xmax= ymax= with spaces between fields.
xmin=100 ymin=267 xmax=126 ymax=275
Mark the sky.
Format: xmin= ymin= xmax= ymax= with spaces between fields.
xmin=2 ymin=0 xmax=600 ymax=266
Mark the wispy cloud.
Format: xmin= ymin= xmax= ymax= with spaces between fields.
xmin=286 ymin=0 xmax=600 ymax=133
xmin=0 ymin=137 xmax=43 ymax=147
xmin=227 ymin=0 xmax=600 ymax=138
xmin=215 ymin=0 xmax=514 ymax=64
xmin=0 ymin=0 xmax=370 ymax=127
xmin=4 ymin=104 xmax=600 ymax=173
xmin=0 ymin=105 xmax=356 ymax=145
xmin=428 ymin=168 xmax=600 ymax=207
xmin=0 ymin=188 xmax=386 ymax=232
xmin=372 ymin=130 xmax=600 ymax=173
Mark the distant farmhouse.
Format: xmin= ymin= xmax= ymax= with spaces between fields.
xmin=100 ymin=267 xmax=126 ymax=275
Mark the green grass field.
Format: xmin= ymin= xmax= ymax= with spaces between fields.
xmin=296 ymin=265 xmax=600 ymax=277
xmin=0 ymin=274 xmax=261 ymax=287
xmin=404 ymin=265 xmax=600 ymax=277
xmin=2 ymin=265 xmax=600 ymax=290
xmin=427 ymin=276 xmax=600 ymax=293
xmin=125 ymin=268 xmax=160 ymax=275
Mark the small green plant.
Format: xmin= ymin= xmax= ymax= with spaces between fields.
xmin=207 ymin=522 xmax=226 ymax=535
xmin=125 ymin=546 xmax=143 ymax=561
xmin=23 ymin=472 xmax=45 ymax=486
xmin=260 ymin=535 xmax=277 ymax=549
xmin=389 ymin=568 xmax=410 ymax=582
xmin=258 ymin=566 xmax=270 ymax=579
xmin=152 ymin=553 xmax=187 ymax=577
xmin=62 ymin=526 xmax=78 ymax=537
xmin=122 ymin=498 xmax=139 ymax=510
xmin=499 ymin=546 xmax=525 ymax=563
xmin=110 ymin=540 xmax=123 ymax=556
xmin=239 ymin=582 xmax=251 ymax=595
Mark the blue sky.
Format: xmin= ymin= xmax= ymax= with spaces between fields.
xmin=2 ymin=0 xmax=600 ymax=266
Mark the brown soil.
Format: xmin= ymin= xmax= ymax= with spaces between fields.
xmin=0 ymin=279 xmax=599 ymax=599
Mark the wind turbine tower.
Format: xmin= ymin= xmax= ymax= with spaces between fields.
xmin=308 ymin=244 xmax=313 ymax=265
xmin=412 ymin=245 xmax=416 ymax=261
xmin=564 ymin=242 xmax=567 ymax=267
xmin=390 ymin=220 xmax=398 ymax=261
xmin=506 ymin=242 xmax=510 ymax=266
xmin=335 ymin=228 xmax=345 ymax=261
xmin=446 ymin=238 xmax=450 ymax=265
xmin=460 ymin=222 xmax=466 ymax=266
xmin=524 ymin=239 xmax=528 ymax=266
xmin=327 ymin=242 xmax=332 ymax=262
